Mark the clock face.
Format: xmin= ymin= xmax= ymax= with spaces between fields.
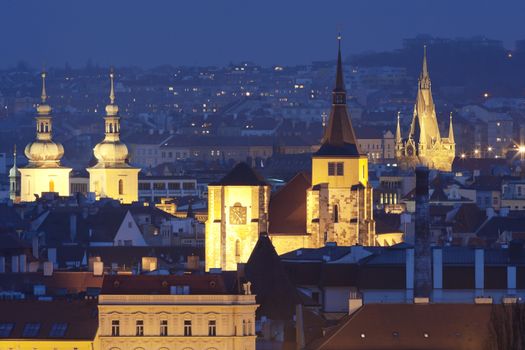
xmin=229 ymin=204 xmax=247 ymax=225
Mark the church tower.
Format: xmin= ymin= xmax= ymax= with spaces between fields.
xmin=396 ymin=47 xmax=455 ymax=171
xmin=9 ymin=145 xmax=20 ymax=203
xmin=87 ymin=71 xmax=140 ymax=204
xmin=205 ymin=162 xmax=270 ymax=271
xmin=19 ymin=72 xmax=71 ymax=202
xmin=307 ymin=35 xmax=375 ymax=246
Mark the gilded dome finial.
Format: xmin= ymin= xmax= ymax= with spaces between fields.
xmin=109 ymin=69 xmax=115 ymax=105
xmin=41 ymin=71 xmax=47 ymax=104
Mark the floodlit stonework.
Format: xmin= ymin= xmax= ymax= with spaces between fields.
xmin=396 ymin=47 xmax=455 ymax=172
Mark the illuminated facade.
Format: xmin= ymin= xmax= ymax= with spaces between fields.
xmin=205 ymin=163 xmax=270 ymax=271
xmin=9 ymin=145 xmax=20 ymax=202
xmin=87 ymin=72 xmax=140 ymax=204
xmin=97 ymin=277 xmax=257 ymax=350
xmin=395 ymin=47 xmax=455 ymax=171
xmin=19 ymin=72 xmax=71 ymax=202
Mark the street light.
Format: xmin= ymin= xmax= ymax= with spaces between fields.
xmin=460 ymin=153 xmax=466 ymax=159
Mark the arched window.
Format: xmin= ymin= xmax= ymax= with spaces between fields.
xmin=40 ymin=122 xmax=44 ymax=132
xmin=333 ymin=205 xmax=339 ymax=223
xmin=118 ymin=179 xmax=124 ymax=195
xmin=235 ymin=240 xmax=241 ymax=259
xmin=44 ymin=123 xmax=49 ymax=133
xmin=49 ymin=180 xmax=55 ymax=192
xmin=109 ymin=123 xmax=113 ymax=133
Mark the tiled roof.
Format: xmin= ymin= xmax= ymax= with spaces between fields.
xmin=210 ymin=162 xmax=268 ymax=186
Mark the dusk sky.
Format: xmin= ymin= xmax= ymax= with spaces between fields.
xmin=2 ymin=0 xmax=525 ymax=68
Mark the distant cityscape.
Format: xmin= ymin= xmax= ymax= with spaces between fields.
xmin=1 ymin=34 xmax=525 ymax=350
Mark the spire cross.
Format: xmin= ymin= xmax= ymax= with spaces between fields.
xmin=109 ymin=69 xmax=115 ymax=105
xmin=41 ymin=71 xmax=47 ymax=103
xmin=450 ymin=111 xmax=453 ymax=120
xmin=397 ymin=111 xmax=401 ymax=120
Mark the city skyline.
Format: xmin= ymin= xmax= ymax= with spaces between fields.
xmin=1 ymin=0 xmax=525 ymax=68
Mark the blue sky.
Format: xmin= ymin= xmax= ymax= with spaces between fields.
xmin=2 ymin=0 xmax=525 ymax=68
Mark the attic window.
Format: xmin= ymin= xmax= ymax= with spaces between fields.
xmin=22 ymin=323 xmax=40 ymax=338
xmin=0 ymin=323 xmax=14 ymax=337
xmin=49 ymin=323 xmax=68 ymax=338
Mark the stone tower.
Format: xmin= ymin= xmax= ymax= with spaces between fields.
xmin=396 ymin=47 xmax=455 ymax=171
xmin=87 ymin=71 xmax=140 ymax=204
xmin=19 ymin=72 xmax=71 ymax=201
xmin=205 ymin=162 xmax=270 ymax=271
xmin=307 ymin=35 xmax=375 ymax=246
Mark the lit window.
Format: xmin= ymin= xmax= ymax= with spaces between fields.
xmin=0 ymin=323 xmax=14 ymax=337
xmin=160 ymin=320 xmax=168 ymax=336
xmin=184 ymin=320 xmax=192 ymax=336
xmin=208 ymin=320 xmax=216 ymax=336
xmin=22 ymin=323 xmax=40 ymax=338
xmin=49 ymin=323 xmax=68 ymax=338
xmin=111 ymin=320 xmax=120 ymax=336
xmin=136 ymin=320 xmax=144 ymax=336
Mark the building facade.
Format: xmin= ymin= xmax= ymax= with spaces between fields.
xmin=87 ymin=72 xmax=140 ymax=204
xmin=395 ymin=48 xmax=455 ymax=171
xmin=19 ymin=72 xmax=71 ymax=202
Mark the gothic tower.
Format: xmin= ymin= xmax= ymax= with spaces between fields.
xmin=87 ymin=71 xmax=140 ymax=204
xmin=19 ymin=72 xmax=71 ymax=201
xmin=396 ymin=47 xmax=455 ymax=171
xmin=307 ymin=35 xmax=375 ymax=246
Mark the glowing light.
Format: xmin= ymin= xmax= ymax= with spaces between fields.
xmin=488 ymin=146 xmax=493 ymax=152
xmin=519 ymin=145 xmax=525 ymax=154
xmin=474 ymin=149 xmax=480 ymax=154
xmin=483 ymin=92 xmax=489 ymax=98
xmin=460 ymin=153 xmax=466 ymax=159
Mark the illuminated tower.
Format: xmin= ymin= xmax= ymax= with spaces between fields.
xmin=19 ymin=72 xmax=71 ymax=201
xmin=87 ymin=71 xmax=140 ymax=204
xmin=396 ymin=47 xmax=455 ymax=171
xmin=205 ymin=162 xmax=270 ymax=271
xmin=9 ymin=145 xmax=20 ymax=202
xmin=307 ymin=35 xmax=375 ymax=246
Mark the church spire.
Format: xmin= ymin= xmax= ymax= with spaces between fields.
xmin=314 ymin=34 xmax=359 ymax=156
xmin=419 ymin=45 xmax=431 ymax=90
xmin=40 ymin=71 xmax=47 ymax=104
xmin=396 ymin=111 xmax=402 ymax=142
xmin=448 ymin=112 xmax=455 ymax=143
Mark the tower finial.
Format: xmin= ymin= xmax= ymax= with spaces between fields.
xmin=109 ymin=69 xmax=115 ymax=105
xmin=396 ymin=111 xmax=402 ymax=142
xmin=448 ymin=111 xmax=455 ymax=143
xmin=13 ymin=144 xmax=16 ymax=159
xmin=422 ymin=45 xmax=429 ymax=78
xmin=41 ymin=71 xmax=47 ymax=104
xmin=335 ymin=32 xmax=345 ymax=92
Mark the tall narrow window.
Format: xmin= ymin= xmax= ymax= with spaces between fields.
xmin=111 ymin=320 xmax=120 ymax=336
xmin=336 ymin=162 xmax=344 ymax=176
xmin=242 ymin=320 xmax=247 ymax=336
xmin=333 ymin=205 xmax=339 ymax=223
xmin=118 ymin=179 xmax=124 ymax=195
xmin=184 ymin=320 xmax=192 ymax=336
xmin=328 ymin=162 xmax=336 ymax=176
xmin=136 ymin=320 xmax=144 ymax=336
xmin=208 ymin=320 xmax=216 ymax=336
xmin=235 ymin=240 xmax=241 ymax=259
xmin=49 ymin=180 xmax=55 ymax=192
xmin=160 ymin=320 xmax=168 ymax=336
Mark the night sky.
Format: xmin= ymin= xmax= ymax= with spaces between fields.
xmin=2 ymin=0 xmax=525 ymax=68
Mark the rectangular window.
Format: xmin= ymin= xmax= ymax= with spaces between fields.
xmin=111 ymin=320 xmax=120 ymax=336
xmin=183 ymin=182 xmax=196 ymax=190
xmin=184 ymin=320 xmax=192 ymax=336
xmin=208 ymin=320 xmax=216 ymax=336
xmin=160 ymin=320 xmax=168 ymax=336
xmin=328 ymin=162 xmax=335 ymax=176
xmin=154 ymin=182 xmax=166 ymax=190
xmin=0 ymin=323 xmax=14 ymax=337
xmin=22 ymin=323 xmax=41 ymax=338
xmin=138 ymin=183 xmax=151 ymax=190
xmin=136 ymin=320 xmax=144 ymax=336
xmin=328 ymin=162 xmax=343 ymax=176
xmin=49 ymin=323 xmax=68 ymax=338
xmin=242 ymin=320 xmax=247 ymax=335
xmin=336 ymin=162 xmax=344 ymax=176
xmin=168 ymin=182 xmax=181 ymax=190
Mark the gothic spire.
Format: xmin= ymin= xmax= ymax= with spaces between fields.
xmin=396 ymin=111 xmax=402 ymax=142
xmin=334 ymin=33 xmax=345 ymax=92
xmin=448 ymin=112 xmax=455 ymax=143
xmin=419 ymin=45 xmax=431 ymax=90
xmin=40 ymin=71 xmax=47 ymax=104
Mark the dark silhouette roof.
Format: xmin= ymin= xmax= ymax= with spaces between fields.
xmin=210 ymin=162 xmax=268 ymax=186
xmin=245 ymin=234 xmax=303 ymax=320
xmin=314 ymin=37 xmax=359 ymax=157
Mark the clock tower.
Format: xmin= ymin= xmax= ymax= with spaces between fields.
xmin=205 ymin=162 xmax=270 ymax=271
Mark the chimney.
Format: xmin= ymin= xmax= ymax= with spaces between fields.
xmin=93 ymin=261 xmax=104 ymax=276
xmin=70 ymin=214 xmax=77 ymax=242
xmin=43 ymin=261 xmax=53 ymax=276
xmin=414 ymin=167 xmax=431 ymax=299
xmin=32 ymin=236 xmax=39 ymax=259
xmin=47 ymin=248 xmax=57 ymax=267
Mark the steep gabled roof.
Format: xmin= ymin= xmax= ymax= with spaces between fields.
xmin=210 ymin=162 xmax=268 ymax=186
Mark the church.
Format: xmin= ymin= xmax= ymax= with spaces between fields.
xmin=16 ymin=71 xmax=139 ymax=203
xmin=205 ymin=37 xmax=376 ymax=271
xmin=395 ymin=47 xmax=455 ymax=172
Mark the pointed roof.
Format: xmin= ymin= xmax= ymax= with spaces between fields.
xmin=245 ymin=234 xmax=302 ymax=320
xmin=210 ymin=162 xmax=268 ymax=186
xmin=448 ymin=112 xmax=455 ymax=143
xmin=396 ymin=111 xmax=402 ymax=142
xmin=314 ymin=35 xmax=360 ymax=157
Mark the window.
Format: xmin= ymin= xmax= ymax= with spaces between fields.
xmin=168 ymin=182 xmax=180 ymax=190
xmin=160 ymin=320 xmax=168 ymax=336
xmin=242 ymin=319 xmax=247 ymax=335
xmin=49 ymin=323 xmax=68 ymax=338
xmin=208 ymin=320 xmax=217 ymax=336
xmin=0 ymin=323 xmax=14 ymax=337
xmin=154 ymin=182 xmax=166 ymax=190
xmin=111 ymin=320 xmax=120 ymax=336
xmin=138 ymin=183 xmax=151 ymax=190
xmin=336 ymin=162 xmax=344 ymax=176
xmin=183 ymin=182 xmax=195 ymax=190
xmin=333 ymin=205 xmax=339 ymax=223
xmin=328 ymin=162 xmax=343 ymax=176
xmin=49 ymin=180 xmax=55 ymax=192
xmin=136 ymin=320 xmax=144 ymax=336
xmin=22 ymin=323 xmax=40 ymax=338
xmin=328 ymin=162 xmax=335 ymax=176
xmin=184 ymin=320 xmax=192 ymax=336
xmin=118 ymin=179 xmax=124 ymax=195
